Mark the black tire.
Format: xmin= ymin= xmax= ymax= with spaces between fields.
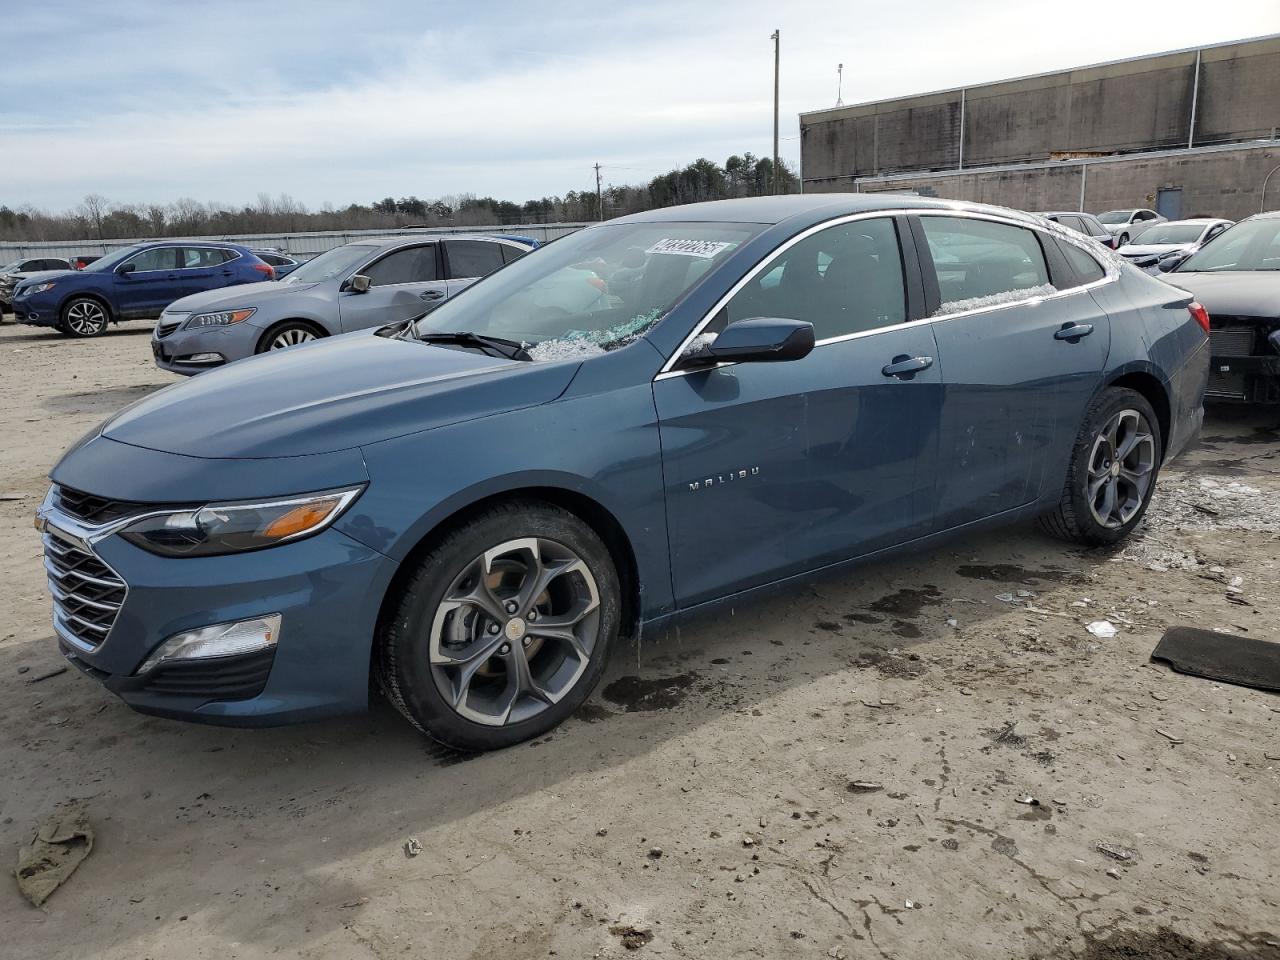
xmin=1117 ymin=232 xmax=1130 ymax=248
xmin=255 ymin=320 xmax=324 ymax=354
xmin=377 ymin=500 xmax=621 ymax=751
xmin=1039 ymin=387 xmax=1163 ymax=546
xmin=60 ymin=297 xmax=110 ymax=338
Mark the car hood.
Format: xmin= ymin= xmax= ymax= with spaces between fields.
xmin=101 ymin=332 xmax=582 ymax=458
xmin=1119 ymin=242 xmax=1191 ymax=256
xmin=1163 ymin=271 xmax=1280 ymax=318
xmin=11 ymin=269 xmax=77 ymax=285
xmin=165 ymin=280 xmax=322 ymax=313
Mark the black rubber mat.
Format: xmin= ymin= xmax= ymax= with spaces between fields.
xmin=1151 ymin=627 xmax=1280 ymax=693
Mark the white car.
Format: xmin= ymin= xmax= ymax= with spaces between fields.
xmin=1117 ymin=218 xmax=1233 ymax=271
xmin=1096 ymin=208 xmax=1166 ymax=247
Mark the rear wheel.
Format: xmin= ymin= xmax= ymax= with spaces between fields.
xmin=256 ymin=320 xmax=322 ymax=353
xmin=1040 ymin=387 xmax=1162 ymax=546
xmin=377 ymin=501 xmax=620 ymax=751
xmin=60 ymin=298 xmax=109 ymax=338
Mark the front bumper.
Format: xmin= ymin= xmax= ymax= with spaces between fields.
xmin=40 ymin=503 xmax=398 ymax=725
xmin=12 ymin=289 xmax=62 ymax=326
xmin=153 ymin=319 xmax=260 ymax=375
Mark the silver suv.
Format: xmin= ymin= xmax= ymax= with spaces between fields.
xmin=152 ymin=235 xmax=531 ymax=374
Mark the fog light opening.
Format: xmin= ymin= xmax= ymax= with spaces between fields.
xmin=179 ymin=352 xmax=226 ymax=365
xmin=137 ymin=613 xmax=281 ymax=675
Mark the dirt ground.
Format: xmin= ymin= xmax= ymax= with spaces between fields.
xmin=1 ymin=318 xmax=1279 ymax=960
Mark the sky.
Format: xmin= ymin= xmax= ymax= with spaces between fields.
xmin=4 ymin=0 xmax=1278 ymax=213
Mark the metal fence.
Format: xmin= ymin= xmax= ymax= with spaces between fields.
xmin=0 ymin=222 xmax=592 ymax=262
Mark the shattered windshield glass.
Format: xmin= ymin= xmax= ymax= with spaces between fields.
xmin=412 ymin=221 xmax=761 ymax=358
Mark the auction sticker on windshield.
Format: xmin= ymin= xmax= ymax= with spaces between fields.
xmin=646 ymin=238 xmax=735 ymax=259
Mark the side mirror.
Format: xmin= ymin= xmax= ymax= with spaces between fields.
xmin=686 ymin=317 xmax=815 ymax=365
xmin=1157 ymin=254 xmax=1186 ymax=273
xmin=116 ymin=262 xmax=136 ymax=276
xmin=347 ymin=274 xmax=372 ymax=293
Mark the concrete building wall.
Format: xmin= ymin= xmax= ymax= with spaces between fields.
xmin=803 ymin=143 xmax=1280 ymax=222
xmin=801 ymin=35 xmax=1280 ymax=182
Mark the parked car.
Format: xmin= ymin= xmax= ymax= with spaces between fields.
xmin=1117 ymin=218 xmax=1232 ymax=271
xmin=71 ymin=254 xmax=101 ymax=270
xmin=151 ymin=235 xmax=532 ymax=374
xmin=11 ymin=241 xmax=275 ymax=338
xmin=252 ymin=250 xmax=300 ymax=279
xmin=1163 ymin=212 xmax=1280 ymax=404
xmin=1 ymin=256 xmax=71 ymax=313
xmin=1096 ymin=209 xmax=1165 ymax=247
xmin=1038 ymin=211 xmax=1118 ymax=248
xmin=37 ymin=195 xmax=1206 ymax=750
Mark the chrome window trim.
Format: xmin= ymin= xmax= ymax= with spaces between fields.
xmin=655 ymin=207 xmax=1118 ymax=381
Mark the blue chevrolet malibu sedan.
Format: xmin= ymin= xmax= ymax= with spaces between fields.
xmin=37 ymin=195 xmax=1208 ymax=751
xmin=13 ymin=240 xmax=275 ymax=337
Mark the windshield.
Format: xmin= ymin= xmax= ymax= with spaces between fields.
xmin=1097 ymin=211 xmax=1134 ymax=224
xmin=82 ymin=245 xmax=147 ymax=272
xmin=0 ymin=261 xmax=20 ymax=273
xmin=412 ymin=221 xmax=760 ymax=358
xmin=1177 ymin=219 xmax=1280 ymax=273
xmin=283 ymin=244 xmax=377 ymax=284
xmin=1129 ymin=224 xmax=1205 ymax=245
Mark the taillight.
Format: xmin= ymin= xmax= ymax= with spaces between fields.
xmin=253 ymin=263 xmax=276 ymax=280
xmin=1188 ymin=301 xmax=1210 ymax=335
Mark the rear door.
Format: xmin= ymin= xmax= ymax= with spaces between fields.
xmin=336 ymin=243 xmax=446 ymax=332
xmin=443 ymin=239 xmax=508 ymax=297
xmin=914 ymin=214 xmax=1111 ymax=530
xmin=175 ymin=246 xmax=234 ymax=298
xmin=112 ymin=246 xmax=183 ymax=318
xmin=654 ymin=215 xmax=942 ymax=607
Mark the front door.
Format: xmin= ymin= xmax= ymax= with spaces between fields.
xmin=112 ymin=247 xmax=184 ymax=318
xmin=337 ymin=243 xmax=447 ymax=331
xmin=914 ymin=214 xmax=1111 ymax=529
xmin=654 ymin=216 xmax=942 ymax=607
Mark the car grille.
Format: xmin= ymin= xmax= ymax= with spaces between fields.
xmin=1209 ymin=327 xmax=1256 ymax=358
xmin=44 ymin=528 xmax=126 ymax=651
xmin=156 ymin=318 xmax=183 ymax=338
xmin=57 ymin=485 xmax=146 ymax=525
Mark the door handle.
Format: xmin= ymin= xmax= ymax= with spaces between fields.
xmin=881 ymin=355 xmax=934 ymax=380
xmin=1054 ymin=322 xmax=1094 ymax=342
xmin=419 ymin=290 xmax=445 ymax=301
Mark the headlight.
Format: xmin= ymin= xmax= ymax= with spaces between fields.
xmin=24 ymin=281 xmax=56 ymax=295
xmin=119 ymin=486 xmax=362 ymax=557
xmin=186 ymin=307 xmax=256 ymax=328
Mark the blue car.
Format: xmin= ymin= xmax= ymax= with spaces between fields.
xmin=36 ymin=195 xmax=1207 ymax=751
xmin=12 ymin=240 xmax=275 ymax=337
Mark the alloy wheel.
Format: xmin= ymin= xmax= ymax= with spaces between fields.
xmin=65 ymin=300 xmax=106 ymax=336
xmin=428 ymin=537 xmax=601 ymax=726
xmin=269 ymin=327 xmax=316 ymax=349
xmin=1086 ymin=408 xmax=1156 ymax=529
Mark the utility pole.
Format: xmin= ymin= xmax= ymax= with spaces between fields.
xmin=771 ymin=30 xmax=780 ymax=194
xmin=594 ymin=163 xmax=604 ymax=221
xmin=836 ymin=63 xmax=843 ymax=106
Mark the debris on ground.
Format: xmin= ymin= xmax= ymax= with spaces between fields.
xmin=1087 ymin=621 xmax=1118 ymax=639
xmin=403 ymin=838 xmax=422 ymax=858
xmin=609 ymin=924 xmax=654 ymax=950
xmin=1015 ymin=796 xmax=1040 ymax=806
xmin=26 ymin=666 xmax=68 ymax=684
xmin=15 ymin=802 xmax=94 ymax=907
xmin=1151 ymin=626 xmax=1280 ymax=693
xmin=1096 ymin=841 xmax=1137 ymax=862
xmin=846 ymin=781 xmax=884 ymax=793
xmin=1156 ymin=729 xmax=1185 ymax=745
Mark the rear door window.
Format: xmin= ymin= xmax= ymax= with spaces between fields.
xmin=364 ymin=245 xmax=439 ymax=286
xmin=500 ymin=243 xmax=529 ymax=265
xmin=446 ymin=239 xmax=506 ymax=279
xmin=126 ymin=248 xmax=179 ymax=272
xmin=919 ymin=216 xmax=1051 ymax=314
xmin=178 ymin=248 xmax=227 ymax=269
xmin=1056 ymin=240 xmax=1106 ymax=285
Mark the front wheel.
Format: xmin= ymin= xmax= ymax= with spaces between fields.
xmin=1040 ymin=387 xmax=1162 ymax=546
xmin=256 ymin=321 xmax=321 ymax=353
xmin=60 ymin=298 xmax=109 ymax=338
xmin=377 ymin=501 xmax=621 ymax=751
xmin=1117 ymin=232 xmax=1130 ymax=248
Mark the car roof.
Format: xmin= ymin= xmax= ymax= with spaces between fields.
xmin=611 ymin=193 xmax=1035 ymax=228
xmin=1158 ymin=218 xmax=1229 ymax=226
xmin=1039 ymin=211 xmax=1099 ymax=218
xmin=351 ymin=234 xmax=524 ymax=250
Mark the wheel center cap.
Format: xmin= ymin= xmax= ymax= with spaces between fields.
xmin=504 ymin=618 xmax=527 ymax=642
xmin=1111 ymin=462 xmax=1121 ymax=478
